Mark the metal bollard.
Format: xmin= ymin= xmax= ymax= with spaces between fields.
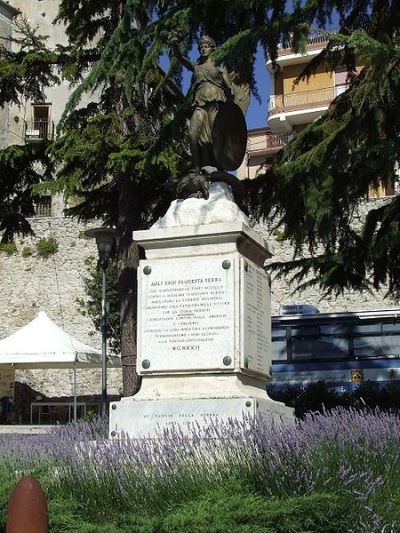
xmin=6 ymin=476 xmax=49 ymax=533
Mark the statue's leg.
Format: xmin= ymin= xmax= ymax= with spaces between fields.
xmin=189 ymin=107 xmax=207 ymax=171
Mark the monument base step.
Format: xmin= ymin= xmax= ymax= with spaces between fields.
xmin=109 ymin=395 xmax=293 ymax=439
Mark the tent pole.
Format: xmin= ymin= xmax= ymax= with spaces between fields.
xmin=73 ymin=362 xmax=77 ymax=423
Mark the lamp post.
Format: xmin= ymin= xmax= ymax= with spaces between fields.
xmin=85 ymin=227 xmax=116 ymax=417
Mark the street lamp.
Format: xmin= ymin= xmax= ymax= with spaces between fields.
xmin=85 ymin=227 xmax=116 ymax=417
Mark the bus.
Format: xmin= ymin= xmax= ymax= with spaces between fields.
xmin=268 ymin=308 xmax=400 ymax=393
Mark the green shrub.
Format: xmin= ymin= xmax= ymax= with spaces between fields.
xmin=79 ymin=409 xmax=98 ymax=422
xmin=78 ymin=230 xmax=90 ymax=239
xmin=36 ymin=236 xmax=59 ymax=258
xmin=84 ymin=255 xmax=96 ymax=266
xmin=269 ymin=380 xmax=400 ymax=418
xmin=21 ymin=246 xmax=33 ymax=258
xmin=272 ymin=228 xmax=288 ymax=241
xmin=160 ymin=485 xmax=348 ymax=533
xmin=43 ymin=482 xmax=358 ymax=532
xmin=0 ymin=243 xmax=17 ymax=255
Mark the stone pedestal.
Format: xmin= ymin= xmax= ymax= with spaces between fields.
xmin=110 ymin=216 xmax=293 ymax=438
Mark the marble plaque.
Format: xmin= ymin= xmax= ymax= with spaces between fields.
xmin=110 ymin=396 xmax=293 ymax=438
xmin=242 ymin=259 xmax=271 ymax=376
xmin=138 ymin=256 xmax=236 ymax=372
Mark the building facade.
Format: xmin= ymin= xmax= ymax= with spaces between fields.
xmin=0 ymin=0 xmax=18 ymax=148
xmin=0 ymin=1 xmax=122 ymax=421
xmin=238 ymin=35 xmax=395 ymax=198
xmin=238 ymin=35 xmax=396 ymax=315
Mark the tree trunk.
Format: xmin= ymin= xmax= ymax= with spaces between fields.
xmin=117 ymin=178 xmax=141 ymax=396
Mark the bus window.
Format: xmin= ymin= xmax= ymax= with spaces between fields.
xmin=354 ymin=322 xmax=400 ymax=357
xmin=291 ymin=326 xmax=320 ymax=360
xmin=291 ymin=324 xmax=349 ymax=360
xmin=271 ymin=327 xmax=288 ymax=361
xmin=382 ymin=322 xmax=400 ymax=333
xmin=272 ymin=340 xmax=287 ymax=360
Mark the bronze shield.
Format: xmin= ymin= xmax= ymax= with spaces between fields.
xmin=212 ymin=101 xmax=247 ymax=171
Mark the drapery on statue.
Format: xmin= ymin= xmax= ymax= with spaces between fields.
xmin=171 ymin=35 xmax=249 ymax=201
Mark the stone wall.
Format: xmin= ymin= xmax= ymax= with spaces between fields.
xmin=256 ymin=197 xmax=396 ymax=315
xmin=0 ymin=214 xmax=122 ymax=400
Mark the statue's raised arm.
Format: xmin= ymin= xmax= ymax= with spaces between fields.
xmin=188 ymin=35 xmax=237 ymax=172
xmin=171 ymin=35 xmax=248 ymax=202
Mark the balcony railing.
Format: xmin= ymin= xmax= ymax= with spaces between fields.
xmin=24 ymin=120 xmax=55 ymax=142
xmin=265 ymin=133 xmax=289 ymax=150
xmin=277 ymin=33 xmax=329 ymax=56
xmin=268 ymin=87 xmax=337 ymax=116
xmin=34 ymin=196 xmax=52 ymax=217
xmin=248 ymin=133 xmax=289 ymax=160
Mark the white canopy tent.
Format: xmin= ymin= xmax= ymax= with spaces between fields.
xmin=0 ymin=311 xmax=120 ymax=421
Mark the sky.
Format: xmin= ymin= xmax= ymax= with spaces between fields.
xmin=246 ymin=45 xmax=270 ymax=130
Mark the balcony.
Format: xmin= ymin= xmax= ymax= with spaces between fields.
xmin=265 ymin=132 xmax=289 ymax=150
xmin=24 ymin=120 xmax=55 ymax=143
xmin=249 ymin=132 xmax=289 ymax=157
xmin=277 ymin=33 xmax=329 ymax=57
xmin=267 ymin=87 xmax=340 ymax=132
xmin=34 ymin=196 xmax=52 ymax=217
xmin=268 ymin=87 xmax=337 ymax=116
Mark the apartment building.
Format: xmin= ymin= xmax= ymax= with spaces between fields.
xmin=238 ymin=35 xmax=395 ymax=198
xmin=236 ymin=35 xmax=394 ymax=316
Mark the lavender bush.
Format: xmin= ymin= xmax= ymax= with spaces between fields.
xmin=0 ymin=408 xmax=398 ymax=531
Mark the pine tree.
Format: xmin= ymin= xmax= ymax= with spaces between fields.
xmin=254 ymin=1 xmax=400 ymax=299
xmin=0 ymin=1 xmax=186 ymax=395
xmin=52 ymin=0 xmax=186 ymax=395
xmin=0 ymin=0 xmax=323 ymax=395
xmin=0 ymin=16 xmax=59 ymax=243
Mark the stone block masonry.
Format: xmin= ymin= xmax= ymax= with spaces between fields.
xmin=0 ymin=215 xmax=122 ymax=400
xmin=256 ymin=198 xmax=392 ymax=315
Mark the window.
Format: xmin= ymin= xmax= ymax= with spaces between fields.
xmin=277 ymin=324 xmax=350 ymax=361
xmin=271 ymin=327 xmax=288 ymax=361
xmin=334 ymin=66 xmax=350 ymax=96
xmin=353 ymin=322 xmax=400 ymax=357
xmin=272 ymin=314 xmax=400 ymax=364
xmin=25 ymin=104 xmax=53 ymax=142
xmin=34 ymin=196 xmax=52 ymax=217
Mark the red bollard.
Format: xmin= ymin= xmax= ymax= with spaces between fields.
xmin=6 ymin=476 xmax=48 ymax=533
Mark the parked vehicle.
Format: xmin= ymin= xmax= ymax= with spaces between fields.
xmin=268 ymin=308 xmax=400 ymax=393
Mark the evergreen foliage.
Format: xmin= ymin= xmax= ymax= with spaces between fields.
xmin=1 ymin=0 xmax=400 ymax=392
xmin=254 ymin=2 xmax=400 ymax=298
xmin=76 ymin=256 xmax=121 ymax=353
xmin=0 ymin=17 xmax=60 ymax=106
xmin=0 ymin=142 xmax=53 ymax=243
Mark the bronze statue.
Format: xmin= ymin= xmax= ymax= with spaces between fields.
xmin=188 ymin=35 xmax=234 ymax=171
xmin=171 ymin=35 xmax=248 ymax=201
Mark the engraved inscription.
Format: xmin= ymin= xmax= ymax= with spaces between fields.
xmin=243 ymin=261 xmax=270 ymax=376
xmin=112 ymin=398 xmax=259 ymax=438
xmin=140 ymin=258 xmax=235 ymax=371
